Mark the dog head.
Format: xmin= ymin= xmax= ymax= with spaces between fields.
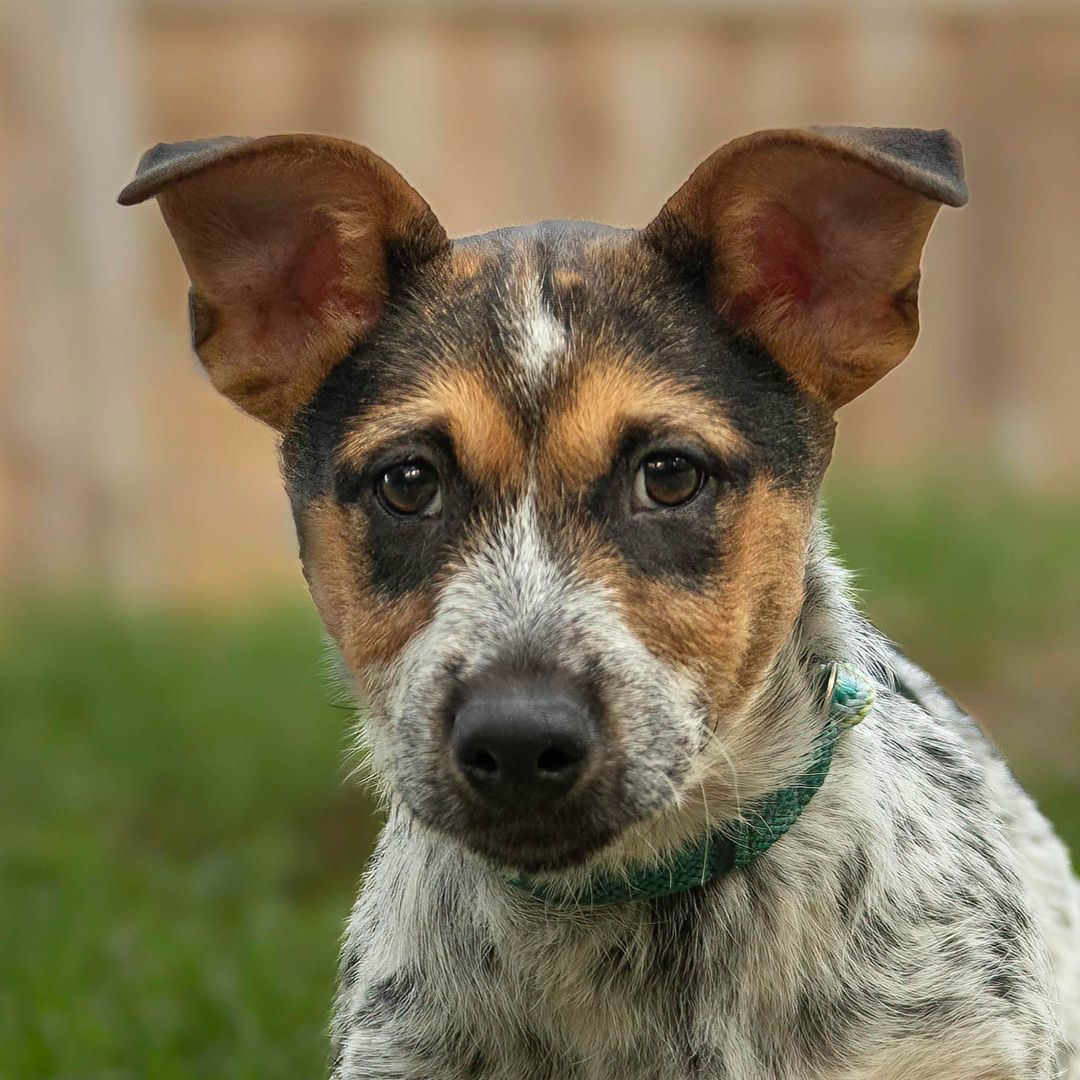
xmin=121 ymin=128 xmax=965 ymax=872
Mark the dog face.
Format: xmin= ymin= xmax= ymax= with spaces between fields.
xmin=286 ymin=223 xmax=836 ymax=871
xmin=121 ymin=128 xmax=965 ymax=871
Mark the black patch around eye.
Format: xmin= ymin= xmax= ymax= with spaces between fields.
xmin=339 ymin=455 xmax=441 ymax=597
xmin=332 ymin=435 xmax=485 ymax=599
xmin=585 ymin=437 xmax=745 ymax=588
xmin=362 ymin=490 xmax=449 ymax=599
xmin=333 ymin=466 xmax=367 ymax=505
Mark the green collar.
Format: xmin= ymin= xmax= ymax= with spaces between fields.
xmin=506 ymin=662 xmax=875 ymax=908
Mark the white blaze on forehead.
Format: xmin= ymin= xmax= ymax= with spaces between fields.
xmin=505 ymin=272 xmax=565 ymax=386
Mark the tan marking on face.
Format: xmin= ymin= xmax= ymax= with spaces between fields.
xmin=585 ymin=477 xmax=812 ymax=710
xmin=540 ymin=357 xmax=746 ymax=490
xmin=446 ymin=243 xmax=492 ymax=284
xmin=301 ymin=497 xmax=434 ymax=671
xmin=338 ymin=365 xmax=527 ymax=489
xmin=551 ymin=267 xmax=585 ymax=291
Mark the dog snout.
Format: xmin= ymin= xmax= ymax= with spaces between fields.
xmin=450 ymin=677 xmax=596 ymax=807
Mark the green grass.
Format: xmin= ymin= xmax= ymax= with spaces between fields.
xmin=826 ymin=474 xmax=1080 ymax=683
xmin=0 ymin=604 xmax=380 ymax=1080
xmin=826 ymin=475 xmax=1080 ymax=859
xmin=1 ymin=481 xmax=1077 ymax=1078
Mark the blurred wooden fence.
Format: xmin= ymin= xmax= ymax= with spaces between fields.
xmin=3 ymin=0 xmax=1080 ymax=599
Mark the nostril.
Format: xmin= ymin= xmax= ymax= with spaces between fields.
xmin=536 ymin=744 xmax=580 ymax=776
xmin=463 ymin=746 xmax=499 ymax=776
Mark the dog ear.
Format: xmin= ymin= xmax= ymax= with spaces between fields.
xmin=119 ymin=134 xmax=448 ymax=430
xmin=644 ymin=126 xmax=967 ymax=409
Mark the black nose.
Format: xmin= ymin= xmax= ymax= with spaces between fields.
xmin=450 ymin=678 xmax=596 ymax=807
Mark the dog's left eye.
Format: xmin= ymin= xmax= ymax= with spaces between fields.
xmin=377 ymin=460 xmax=442 ymax=517
xmin=633 ymin=452 xmax=705 ymax=510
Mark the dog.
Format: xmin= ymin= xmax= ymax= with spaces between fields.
xmin=120 ymin=126 xmax=1079 ymax=1079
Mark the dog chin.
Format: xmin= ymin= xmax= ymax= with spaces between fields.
xmin=414 ymin=802 xmax=628 ymax=874
xmin=466 ymin=827 xmax=620 ymax=875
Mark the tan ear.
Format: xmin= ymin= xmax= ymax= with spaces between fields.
xmin=645 ymin=126 xmax=968 ymax=408
xmin=119 ymin=135 xmax=447 ymax=430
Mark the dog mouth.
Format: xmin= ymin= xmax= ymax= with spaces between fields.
xmin=399 ymin=771 xmax=641 ymax=874
xmin=452 ymin=805 xmax=626 ymax=874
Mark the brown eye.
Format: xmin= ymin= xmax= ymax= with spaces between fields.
xmin=377 ymin=460 xmax=441 ymax=517
xmin=633 ymin=452 xmax=704 ymax=509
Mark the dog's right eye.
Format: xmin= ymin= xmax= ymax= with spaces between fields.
xmin=377 ymin=460 xmax=442 ymax=518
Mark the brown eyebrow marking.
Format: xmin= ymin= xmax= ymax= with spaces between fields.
xmin=540 ymin=356 xmax=747 ymax=488
xmin=337 ymin=365 xmax=527 ymax=489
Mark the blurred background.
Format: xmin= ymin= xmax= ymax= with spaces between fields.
xmin=1 ymin=1 xmax=1077 ymax=1077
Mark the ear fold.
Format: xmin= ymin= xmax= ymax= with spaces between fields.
xmin=119 ymin=134 xmax=447 ymax=430
xmin=645 ymin=126 xmax=968 ymax=409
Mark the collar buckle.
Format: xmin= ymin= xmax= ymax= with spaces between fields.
xmin=824 ymin=661 xmax=875 ymax=727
